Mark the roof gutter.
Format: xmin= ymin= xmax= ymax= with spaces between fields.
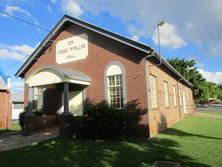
xmin=145 ymin=49 xmax=192 ymax=87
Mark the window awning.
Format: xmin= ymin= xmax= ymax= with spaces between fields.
xmin=26 ymin=65 xmax=91 ymax=87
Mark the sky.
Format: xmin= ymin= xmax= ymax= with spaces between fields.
xmin=0 ymin=0 xmax=222 ymax=92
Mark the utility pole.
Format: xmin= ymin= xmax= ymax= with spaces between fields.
xmin=157 ymin=20 xmax=164 ymax=56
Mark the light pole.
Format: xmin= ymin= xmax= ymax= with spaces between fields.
xmin=157 ymin=20 xmax=164 ymax=56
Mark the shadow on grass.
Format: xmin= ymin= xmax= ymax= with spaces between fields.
xmin=5 ymin=100 xmax=212 ymax=166
xmin=0 ymin=130 xmax=21 ymax=136
xmin=0 ymin=137 xmax=210 ymax=167
xmin=162 ymin=128 xmax=222 ymax=140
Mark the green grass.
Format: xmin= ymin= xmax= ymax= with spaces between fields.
xmin=0 ymin=129 xmax=10 ymax=135
xmin=0 ymin=121 xmax=21 ymax=134
xmin=0 ymin=115 xmax=221 ymax=167
xmin=11 ymin=120 xmax=21 ymax=130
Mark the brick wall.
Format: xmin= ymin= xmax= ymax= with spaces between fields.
xmin=146 ymin=60 xmax=195 ymax=137
xmin=23 ymin=23 xmax=149 ymax=137
xmin=0 ymin=90 xmax=12 ymax=129
xmin=22 ymin=22 xmax=194 ymax=138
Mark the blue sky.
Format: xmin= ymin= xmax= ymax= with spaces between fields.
xmin=0 ymin=0 xmax=222 ymax=92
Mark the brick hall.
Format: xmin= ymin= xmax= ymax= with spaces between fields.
xmin=16 ymin=15 xmax=194 ymax=138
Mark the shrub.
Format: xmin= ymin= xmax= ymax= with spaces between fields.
xmin=19 ymin=108 xmax=44 ymax=128
xmin=82 ymin=101 xmax=125 ymax=139
xmin=19 ymin=109 xmax=27 ymax=128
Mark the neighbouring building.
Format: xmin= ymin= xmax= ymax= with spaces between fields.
xmin=15 ymin=15 xmax=194 ymax=137
xmin=0 ymin=75 xmax=11 ymax=129
xmin=10 ymin=92 xmax=24 ymax=120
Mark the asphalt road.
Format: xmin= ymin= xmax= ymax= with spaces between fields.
xmin=196 ymin=105 xmax=222 ymax=111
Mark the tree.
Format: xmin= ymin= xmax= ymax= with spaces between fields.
xmin=167 ymin=57 xmax=222 ymax=104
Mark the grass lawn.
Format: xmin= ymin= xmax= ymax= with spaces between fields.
xmin=0 ymin=113 xmax=221 ymax=167
xmin=0 ymin=121 xmax=21 ymax=134
xmin=0 ymin=129 xmax=10 ymax=135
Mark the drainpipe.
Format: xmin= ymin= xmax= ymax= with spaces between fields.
xmin=144 ymin=50 xmax=162 ymax=67
xmin=143 ymin=50 xmax=163 ymax=137
xmin=4 ymin=90 xmax=7 ymax=128
xmin=143 ymin=54 xmax=150 ymax=126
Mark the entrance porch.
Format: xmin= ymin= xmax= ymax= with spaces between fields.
xmin=23 ymin=65 xmax=91 ymax=137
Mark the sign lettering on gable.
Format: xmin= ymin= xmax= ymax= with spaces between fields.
xmin=56 ymin=33 xmax=88 ymax=64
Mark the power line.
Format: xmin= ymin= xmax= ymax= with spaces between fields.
xmin=3 ymin=55 xmax=29 ymax=73
xmin=0 ymin=10 xmax=50 ymax=74
xmin=0 ymin=10 xmax=50 ymax=32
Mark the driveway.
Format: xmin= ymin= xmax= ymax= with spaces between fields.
xmin=0 ymin=127 xmax=59 ymax=152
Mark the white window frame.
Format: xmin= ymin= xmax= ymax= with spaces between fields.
xmin=107 ymin=74 xmax=124 ymax=109
xmin=179 ymin=88 xmax=182 ymax=106
xmin=163 ymin=81 xmax=169 ymax=107
xmin=173 ymin=86 xmax=177 ymax=107
xmin=186 ymin=89 xmax=189 ymax=100
xmin=105 ymin=62 xmax=126 ymax=109
xmin=34 ymin=87 xmax=44 ymax=110
xmin=150 ymin=75 xmax=158 ymax=108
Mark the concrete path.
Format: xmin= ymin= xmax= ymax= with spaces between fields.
xmin=0 ymin=127 xmax=59 ymax=152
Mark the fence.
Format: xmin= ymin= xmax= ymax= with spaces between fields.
xmin=0 ymin=109 xmax=22 ymax=131
xmin=0 ymin=120 xmax=21 ymax=130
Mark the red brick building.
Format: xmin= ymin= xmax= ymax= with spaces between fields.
xmin=16 ymin=15 xmax=194 ymax=137
xmin=0 ymin=76 xmax=11 ymax=129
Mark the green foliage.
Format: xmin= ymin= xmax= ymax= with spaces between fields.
xmin=19 ymin=108 xmax=43 ymax=128
xmin=167 ymin=57 xmax=222 ymax=103
xmin=18 ymin=110 xmax=27 ymax=128
xmin=82 ymin=101 xmax=125 ymax=139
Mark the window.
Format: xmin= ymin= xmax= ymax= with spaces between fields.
xmin=150 ymin=75 xmax=158 ymax=108
xmin=34 ymin=88 xmax=44 ymax=110
xmin=107 ymin=75 xmax=123 ymax=108
xmin=106 ymin=63 xmax=125 ymax=109
xmin=163 ymin=81 xmax=169 ymax=107
xmin=186 ymin=89 xmax=189 ymax=100
xmin=173 ymin=86 xmax=177 ymax=106
xmin=179 ymin=89 xmax=182 ymax=106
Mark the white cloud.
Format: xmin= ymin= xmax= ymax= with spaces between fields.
xmin=63 ymin=0 xmax=222 ymax=55
xmin=152 ymin=23 xmax=187 ymax=49
xmin=61 ymin=0 xmax=83 ymax=18
xmin=186 ymin=22 xmax=193 ymax=31
xmin=10 ymin=45 xmax=34 ymax=55
xmin=0 ymin=44 xmax=35 ymax=61
xmin=196 ymin=61 xmax=204 ymax=68
xmin=208 ymin=43 xmax=222 ymax=56
xmin=198 ymin=69 xmax=222 ymax=85
xmin=131 ymin=35 xmax=139 ymax=41
xmin=127 ymin=24 xmax=147 ymax=41
xmin=51 ymin=0 xmax=57 ymax=4
xmin=4 ymin=5 xmax=39 ymax=25
xmin=47 ymin=4 xmax=53 ymax=12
